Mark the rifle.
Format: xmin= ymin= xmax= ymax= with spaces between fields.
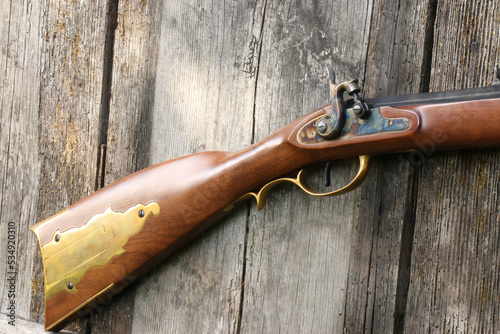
xmin=30 ymin=67 xmax=500 ymax=331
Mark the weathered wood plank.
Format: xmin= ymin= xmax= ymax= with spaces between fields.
xmin=405 ymin=0 xmax=500 ymax=333
xmin=347 ymin=1 xmax=437 ymax=333
xmin=29 ymin=1 xmax=113 ymax=332
xmin=0 ymin=0 xmax=42 ymax=327
xmin=239 ymin=0 xmax=437 ymax=333
xmin=128 ymin=1 xmax=262 ymax=333
xmin=0 ymin=313 xmax=75 ymax=334
xmin=2 ymin=1 xmax=498 ymax=333
xmin=105 ymin=0 xmax=162 ymax=182
xmin=90 ymin=1 xmax=162 ymax=333
xmin=241 ymin=1 xmax=373 ymax=333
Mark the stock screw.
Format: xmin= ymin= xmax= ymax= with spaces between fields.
xmin=138 ymin=210 xmax=145 ymax=218
xmin=317 ymin=120 xmax=327 ymax=134
xmin=67 ymin=282 xmax=73 ymax=290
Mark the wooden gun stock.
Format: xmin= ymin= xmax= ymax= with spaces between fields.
xmin=30 ymin=84 xmax=500 ymax=331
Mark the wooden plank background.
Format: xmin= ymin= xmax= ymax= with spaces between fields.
xmin=1 ymin=0 xmax=498 ymax=333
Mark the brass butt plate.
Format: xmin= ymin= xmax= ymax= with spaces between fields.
xmin=30 ymin=202 xmax=160 ymax=308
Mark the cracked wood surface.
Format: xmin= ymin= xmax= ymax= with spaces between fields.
xmin=405 ymin=1 xmax=500 ymax=332
xmin=0 ymin=0 xmax=499 ymax=333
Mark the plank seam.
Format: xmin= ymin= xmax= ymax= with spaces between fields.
xmin=236 ymin=204 xmax=251 ymax=334
xmin=361 ymin=0 xmax=375 ymax=87
xmin=89 ymin=0 xmax=119 ymax=331
xmin=393 ymin=1 xmax=438 ymax=331
xmin=419 ymin=0 xmax=438 ymax=93
xmin=249 ymin=0 xmax=267 ymax=146
xmin=94 ymin=0 xmax=119 ymax=191
xmin=237 ymin=1 xmax=268 ymax=332
xmin=392 ymin=166 xmax=419 ymax=333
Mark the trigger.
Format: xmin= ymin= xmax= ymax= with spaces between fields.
xmin=324 ymin=161 xmax=333 ymax=187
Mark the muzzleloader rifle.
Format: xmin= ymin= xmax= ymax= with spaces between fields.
xmin=31 ymin=67 xmax=500 ymax=331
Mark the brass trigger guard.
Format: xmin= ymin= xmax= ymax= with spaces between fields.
xmin=226 ymin=155 xmax=370 ymax=211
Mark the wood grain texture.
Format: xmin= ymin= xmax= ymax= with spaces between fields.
xmin=0 ymin=0 xmax=42 ymax=324
xmin=342 ymin=1 xmax=427 ymax=324
xmin=91 ymin=1 xmax=162 ymax=333
xmin=30 ymin=0 xmax=112 ymax=332
xmin=1 ymin=0 xmax=499 ymax=333
xmin=241 ymin=1 xmax=434 ymax=333
xmin=244 ymin=1 xmax=372 ymax=332
xmin=130 ymin=1 xmax=262 ymax=333
xmin=336 ymin=1 xmax=436 ymax=331
xmin=404 ymin=1 xmax=500 ymax=333
xmin=0 ymin=313 xmax=75 ymax=334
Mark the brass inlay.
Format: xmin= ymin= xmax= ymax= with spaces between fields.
xmin=40 ymin=202 xmax=160 ymax=299
xmin=225 ymin=155 xmax=370 ymax=211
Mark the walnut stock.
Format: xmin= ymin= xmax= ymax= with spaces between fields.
xmin=31 ymin=87 xmax=500 ymax=331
